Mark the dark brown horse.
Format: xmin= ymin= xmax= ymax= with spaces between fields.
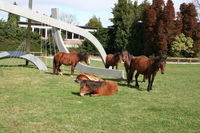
xmin=127 ymin=56 xmax=167 ymax=91
xmin=121 ymin=49 xmax=146 ymax=82
xmin=79 ymin=80 xmax=118 ymax=97
xmin=105 ymin=53 xmax=123 ymax=69
xmin=53 ymin=51 xmax=90 ymax=76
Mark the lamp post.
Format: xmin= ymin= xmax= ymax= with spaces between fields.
xmin=26 ymin=0 xmax=32 ymax=65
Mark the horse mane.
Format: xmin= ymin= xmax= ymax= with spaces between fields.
xmin=151 ymin=56 xmax=166 ymax=61
xmin=81 ymin=80 xmax=104 ymax=89
xmin=77 ymin=52 xmax=88 ymax=61
xmin=113 ymin=53 xmax=122 ymax=59
xmin=128 ymin=53 xmax=133 ymax=60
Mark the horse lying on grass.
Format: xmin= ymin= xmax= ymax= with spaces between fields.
xmin=75 ymin=73 xmax=104 ymax=83
xmin=78 ymin=80 xmax=118 ymax=97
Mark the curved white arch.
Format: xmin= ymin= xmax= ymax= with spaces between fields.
xmin=0 ymin=51 xmax=47 ymax=70
xmin=0 ymin=1 xmax=106 ymax=63
xmin=0 ymin=1 xmax=124 ymax=78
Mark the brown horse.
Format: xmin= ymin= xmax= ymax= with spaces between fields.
xmin=105 ymin=53 xmax=123 ymax=69
xmin=75 ymin=73 xmax=104 ymax=83
xmin=121 ymin=49 xmax=146 ymax=82
xmin=79 ymin=80 xmax=118 ymax=97
xmin=127 ymin=56 xmax=167 ymax=91
xmin=53 ymin=51 xmax=90 ymax=76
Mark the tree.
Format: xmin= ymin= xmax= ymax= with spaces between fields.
xmin=127 ymin=0 xmax=150 ymax=55
xmin=110 ymin=0 xmax=134 ymax=51
xmin=155 ymin=20 xmax=168 ymax=55
xmin=170 ymin=33 xmax=194 ymax=57
xmin=73 ymin=28 xmax=115 ymax=55
xmin=59 ymin=13 xmax=79 ymax=25
xmin=7 ymin=2 xmax=20 ymax=23
xmin=180 ymin=3 xmax=200 ymax=55
xmin=163 ymin=0 xmax=176 ymax=50
xmin=152 ymin=0 xmax=165 ymax=21
xmin=192 ymin=0 xmax=200 ymax=18
xmin=85 ymin=15 xmax=103 ymax=27
xmin=143 ymin=5 xmax=157 ymax=56
xmin=174 ymin=12 xmax=183 ymax=35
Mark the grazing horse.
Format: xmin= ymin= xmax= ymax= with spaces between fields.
xmin=121 ymin=49 xmax=146 ymax=82
xmin=53 ymin=51 xmax=90 ymax=76
xmin=79 ymin=80 xmax=118 ymax=97
xmin=75 ymin=73 xmax=104 ymax=83
xmin=127 ymin=56 xmax=167 ymax=91
xmin=105 ymin=53 xmax=123 ymax=69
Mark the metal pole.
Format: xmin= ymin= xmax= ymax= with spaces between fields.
xmin=26 ymin=0 xmax=32 ymax=65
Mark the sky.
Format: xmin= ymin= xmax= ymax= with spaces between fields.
xmin=0 ymin=0 xmax=193 ymax=27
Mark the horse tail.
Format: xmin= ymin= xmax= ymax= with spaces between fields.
xmin=105 ymin=63 xmax=109 ymax=69
xmin=53 ymin=56 xmax=56 ymax=74
xmin=128 ymin=58 xmax=135 ymax=85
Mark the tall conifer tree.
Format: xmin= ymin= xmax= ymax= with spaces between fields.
xmin=180 ymin=3 xmax=200 ymax=55
xmin=155 ymin=20 xmax=168 ymax=55
xmin=143 ymin=5 xmax=157 ymax=56
xmin=110 ymin=0 xmax=134 ymax=51
xmin=163 ymin=0 xmax=175 ymax=50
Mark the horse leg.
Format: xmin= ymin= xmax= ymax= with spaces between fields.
xmin=142 ymin=75 xmax=146 ymax=83
xmin=148 ymin=74 xmax=156 ymax=91
xmin=70 ymin=65 xmax=75 ymax=77
xmin=147 ymin=75 xmax=152 ymax=91
xmin=58 ymin=67 xmax=62 ymax=75
xmin=125 ymin=68 xmax=129 ymax=83
xmin=90 ymin=93 xmax=101 ymax=97
xmin=135 ymin=72 xmax=140 ymax=88
xmin=128 ymin=69 xmax=135 ymax=87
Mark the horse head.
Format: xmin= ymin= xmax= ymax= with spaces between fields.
xmin=159 ymin=56 xmax=167 ymax=74
xmin=78 ymin=53 xmax=90 ymax=65
xmin=84 ymin=53 xmax=90 ymax=65
xmin=121 ymin=49 xmax=128 ymax=62
xmin=79 ymin=80 xmax=88 ymax=96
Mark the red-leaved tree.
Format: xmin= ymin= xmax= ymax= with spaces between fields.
xmin=143 ymin=5 xmax=157 ymax=56
xmin=163 ymin=0 xmax=176 ymax=50
xmin=180 ymin=3 xmax=200 ymax=55
xmin=155 ymin=20 xmax=168 ymax=55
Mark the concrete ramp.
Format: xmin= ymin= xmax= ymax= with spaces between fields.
xmin=0 ymin=51 xmax=48 ymax=70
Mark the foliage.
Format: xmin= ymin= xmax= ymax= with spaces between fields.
xmin=73 ymin=28 xmax=115 ymax=55
xmin=170 ymin=33 xmax=194 ymax=57
xmin=163 ymin=0 xmax=176 ymax=49
xmin=0 ymin=58 xmax=200 ymax=132
xmin=0 ymin=20 xmax=41 ymax=52
xmin=127 ymin=0 xmax=150 ymax=55
xmin=110 ymin=0 xmax=135 ymax=51
xmin=85 ymin=15 xmax=103 ymax=28
xmin=155 ymin=20 xmax=168 ymax=55
xmin=143 ymin=0 xmax=200 ymax=57
xmin=143 ymin=5 xmax=157 ymax=56
xmin=180 ymin=3 xmax=200 ymax=55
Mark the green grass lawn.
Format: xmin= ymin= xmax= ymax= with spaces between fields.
xmin=0 ymin=57 xmax=200 ymax=133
